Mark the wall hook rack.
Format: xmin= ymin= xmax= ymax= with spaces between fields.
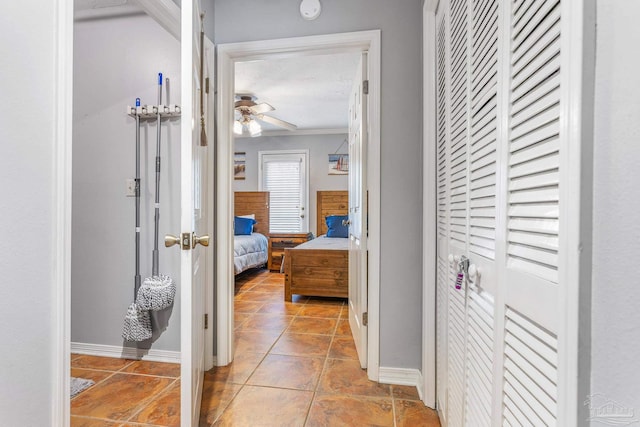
xmin=127 ymin=105 xmax=181 ymax=120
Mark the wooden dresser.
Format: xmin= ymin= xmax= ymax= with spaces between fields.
xmin=268 ymin=232 xmax=313 ymax=272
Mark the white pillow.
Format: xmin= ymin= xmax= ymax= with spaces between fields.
xmin=238 ymin=214 xmax=255 ymax=220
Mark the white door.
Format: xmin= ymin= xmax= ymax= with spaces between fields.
xmin=348 ymin=54 xmax=368 ymax=369
xmin=258 ymin=150 xmax=309 ymax=233
xmin=434 ymin=0 xmax=585 ymax=425
xmin=178 ymin=1 xmax=208 ymax=425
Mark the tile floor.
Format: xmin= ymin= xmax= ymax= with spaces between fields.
xmin=70 ymin=355 xmax=181 ymax=426
xmin=71 ymin=269 xmax=441 ymax=427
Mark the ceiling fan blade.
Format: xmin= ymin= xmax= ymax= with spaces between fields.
xmin=250 ymin=102 xmax=274 ymax=114
xmin=257 ymin=114 xmax=298 ymax=131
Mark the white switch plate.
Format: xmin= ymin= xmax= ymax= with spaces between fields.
xmin=125 ymin=178 xmax=136 ymax=197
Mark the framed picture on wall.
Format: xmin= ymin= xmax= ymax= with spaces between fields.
xmin=234 ymin=152 xmax=246 ymax=180
xmin=328 ymin=154 xmax=348 ymax=175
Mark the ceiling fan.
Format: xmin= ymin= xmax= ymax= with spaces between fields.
xmin=234 ymin=94 xmax=298 ymax=137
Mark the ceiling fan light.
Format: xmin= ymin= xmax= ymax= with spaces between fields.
xmin=233 ymin=120 xmax=243 ymax=135
xmin=249 ymin=120 xmax=262 ymax=137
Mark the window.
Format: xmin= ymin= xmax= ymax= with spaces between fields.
xmin=259 ymin=150 xmax=309 ymax=233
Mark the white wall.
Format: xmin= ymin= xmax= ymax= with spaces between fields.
xmin=72 ymin=14 xmax=181 ymax=352
xmin=234 ymin=134 xmax=348 ymax=236
xmin=215 ymin=0 xmax=424 ymax=369
xmin=0 ymin=1 xmax=59 ymax=424
xmin=591 ymin=0 xmax=640 ymax=420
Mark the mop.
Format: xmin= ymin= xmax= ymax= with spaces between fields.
xmin=137 ymin=73 xmax=176 ymax=311
xmin=122 ymin=97 xmax=152 ymax=342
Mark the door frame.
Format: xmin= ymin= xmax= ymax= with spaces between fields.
xmin=216 ymin=30 xmax=382 ymax=380
xmin=203 ymin=34 xmax=216 ymax=372
xmin=422 ymin=0 xmax=438 ymax=410
xmin=53 ymin=0 xmax=73 ymax=424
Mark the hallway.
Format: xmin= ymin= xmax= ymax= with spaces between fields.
xmin=202 ymin=269 xmax=441 ymax=426
xmin=69 ymin=269 xmax=440 ymax=426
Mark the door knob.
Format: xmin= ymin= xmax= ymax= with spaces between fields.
xmin=165 ymin=234 xmax=180 ymax=248
xmin=468 ymin=263 xmax=480 ymax=279
xmin=193 ymin=234 xmax=210 ymax=247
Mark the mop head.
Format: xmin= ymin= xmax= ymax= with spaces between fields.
xmin=136 ymin=274 xmax=176 ymax=311
xmin=122 ymin=302 xmax=152 ymax=342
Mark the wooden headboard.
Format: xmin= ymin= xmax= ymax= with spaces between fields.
xmin=235 ymin=191 xmax=270 ymax=235
xmin=317 ymin=190 xmax=348 ymax=236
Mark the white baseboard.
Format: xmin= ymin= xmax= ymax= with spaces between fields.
xmin=378 ymin=366 xmax=424 ymax=399
xmin=71 ymin=342 xmax=180 ymax=364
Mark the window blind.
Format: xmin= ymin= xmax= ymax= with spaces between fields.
xmin=262 ymin=158 xmax=303 ymax=232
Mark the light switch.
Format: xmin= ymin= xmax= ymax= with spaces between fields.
xmin=126 ymin=178 xmax=136 ymax=197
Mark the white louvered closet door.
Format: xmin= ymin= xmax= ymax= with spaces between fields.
xmin=434 ymin=0 xmax=582 ymax=425
xmin=435 ymin=3 xmax=450 ymax=422
xmin=435 ymin=0 xmax=498 ymax=424
xmin=498 ymin=0 xmax=563 ymax=424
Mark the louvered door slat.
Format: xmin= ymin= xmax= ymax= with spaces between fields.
xmin=511 ymin=148 xmax=559 ymax=180
xmin=506 ymin=363 xmax=556 ymax=418
xmin=512 ymin=72 xmax=560 ymax=115
xmin=465 ymin=289 xmax=494 ymax=427
xmin=470 ymin=178 xmax=496 ymax=199
xmin=513 ymin=0 xmax=558 ymax=49
xmin=504 ymin=346 xmax=557 ymax=401
xmin=511 ymin=57 xmax=560 ymax=103
xmin=469 ymin=0 xmax=498 ymax=264
xmin=509 ymin=203 xmax=558 ymax=220
xmin=511 ymin=86 xmax=560 ymax=129
xmin=509 ymin=230 xmax=558 ymax=252
xmin=472 ymin=101 xmax=497 ymax=137
xmin=512 ymin=0 xmax=535 ymax=27
xmin=503 ymin=380 xmax=549 ymax=426
xmin=470 ymin=216 xmax=496 ymax=229
xmin=509 ymin=170 xmax=558 ymax=193
xmin=512 ymin=15 xmax=560 ymax=73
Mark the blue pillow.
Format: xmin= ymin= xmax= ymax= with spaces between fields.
xmin=326 ymin=215 xmax=349 ymax=238
xmin=234 ymin=216 xmax=256 ymax=235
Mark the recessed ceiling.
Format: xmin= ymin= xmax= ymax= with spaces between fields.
xmin=234 ymin=52 xmax=361 ymax=135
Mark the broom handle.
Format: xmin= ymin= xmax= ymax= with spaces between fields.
xmin=135 ymin=98 xmax=141 ymax=297
xmin=152 ymin=73 xmax=162 ymax=277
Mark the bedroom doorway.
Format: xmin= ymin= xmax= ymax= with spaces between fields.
xmin=216 ymin=31 xmax=381 ymax=380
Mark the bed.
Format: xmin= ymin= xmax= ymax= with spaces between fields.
xmin=284 ymin=190 xmax=349 ymax=301
xmin=234 ymin=191 xmax=270 ymax=275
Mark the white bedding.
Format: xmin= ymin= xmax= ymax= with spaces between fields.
xmin=234 ymin=232 xmax=268 ymax=275
xmin=291 ymin=234 xmax=349 ymax=250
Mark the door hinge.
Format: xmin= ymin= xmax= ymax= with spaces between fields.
xmin=181 ymin=232 xmax=192 ymax=250
xmin=363 ymin=312 xmax=368 ymax=326
xmin=204 ymin=313 xmax=209 ymax=329
xmin=363 ymin=79 xmax=369 ymax=95
xmin=205 ymin=77 xmax=210 ymax=94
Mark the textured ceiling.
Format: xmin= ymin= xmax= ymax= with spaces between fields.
xmin=234 ymin=52 xmax=361 ymax=134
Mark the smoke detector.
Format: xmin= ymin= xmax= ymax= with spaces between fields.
xmin=300 ymin=0 xmax=321 ymax=20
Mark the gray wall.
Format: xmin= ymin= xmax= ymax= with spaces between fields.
xmin=72 ymin=14 xmax=181 ymax=351
xmin=214 ymin=0 xmax=424 ymax=368
xmin=0 ymin=1 xmax=58 ymax=423
xmin=591 ymin=0 xmax=640 ymax=420
xmin=234 ymin=134 xmax=348 ymax=236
